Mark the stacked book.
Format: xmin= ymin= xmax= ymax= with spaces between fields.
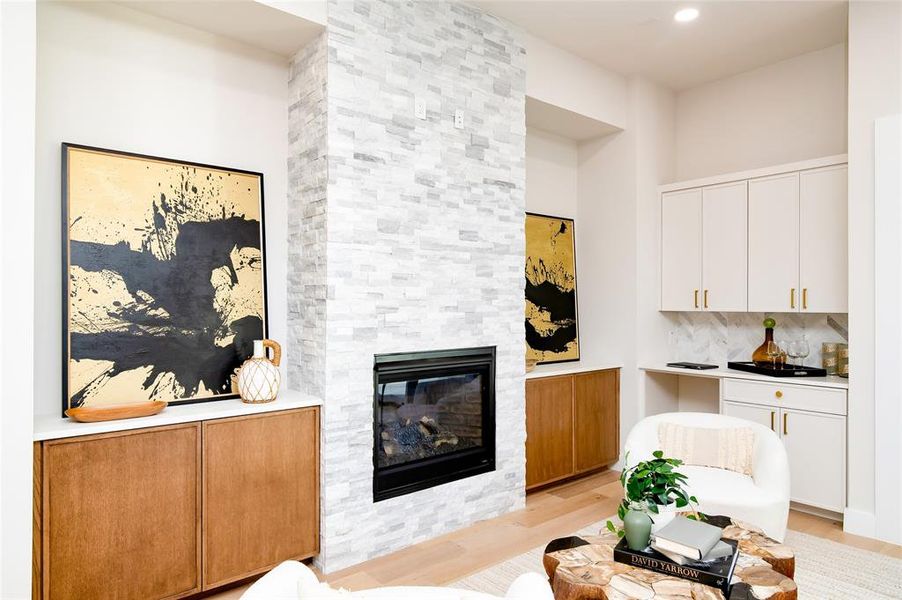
xmin=613 ymin=516 xmax=739 ymax=595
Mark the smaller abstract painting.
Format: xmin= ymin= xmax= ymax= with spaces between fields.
xmin=525 ymin=213 xmax=579 ymax=364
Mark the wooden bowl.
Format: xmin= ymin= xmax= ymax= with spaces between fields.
xmin=65 ymin=401 xmax=168 ymax=423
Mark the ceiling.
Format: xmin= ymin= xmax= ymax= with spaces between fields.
xmin=473 ymin=0 xmax=848 ymax=90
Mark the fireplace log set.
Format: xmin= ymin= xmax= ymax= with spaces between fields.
xmin=380 ymin=415 xmax=478 ymax=465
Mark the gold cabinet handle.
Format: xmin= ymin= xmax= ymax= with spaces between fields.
xmin=694 ymin=289 xmax=699 ymax=309
xmin=803 ymin=288 xmax=808 ymax=310
xmin=783 ymin=412 xmax=788 ymax=435
xmin=770 ymin=410 xmax=775 ymax=431
xmin=775 ymin=390 xmax=783 ymax=398
xmin=790 ymin=288 xmax=796 ymax=309
xmin=704 ymin=289 xmax=709 ymax=309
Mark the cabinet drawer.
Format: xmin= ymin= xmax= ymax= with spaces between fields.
xmin=722 ymin=378 xmax=846 ymax=415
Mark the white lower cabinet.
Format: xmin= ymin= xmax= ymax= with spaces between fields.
xmin=722 ymin=400 xmax=775 ymax=430
xmin=721 ymin=379 xmax=847 ymax=513
xmin=781 ymin=408 xmax=846 ymax=512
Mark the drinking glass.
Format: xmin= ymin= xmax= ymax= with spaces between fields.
xmin=796 ymin=337 xmax=810 ymax=367
xmin=766 ymin=341 xmax=780 ymax=370
xmin=777 ymin=339 xmax=790 ymax=369
xmin=786 ymin=340 xmax=801 ymax=368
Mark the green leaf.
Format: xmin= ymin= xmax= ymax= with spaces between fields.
xmin=675 ymin=497 xmax=688 ymax=508
xmin=647 ymin=503 xmax=659 ymax=514
xmin=653 ymin=450 xmax=664 ymax=459
xmin=689 ymin=496 xmax=698 ymax=503
xmin=606 ymin=520 xmax=616 ymax=533
xmin=617 ymin=530 xmax=625 ymax=538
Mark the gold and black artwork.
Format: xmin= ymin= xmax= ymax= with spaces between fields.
xmin=525 ymin=213 xmax=579 ymax=364
xmin=62 ymin=144 xmax=267 ymax=415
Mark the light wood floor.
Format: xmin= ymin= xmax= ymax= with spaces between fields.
xmin=208 ymin=469 xmax=901 ymax=598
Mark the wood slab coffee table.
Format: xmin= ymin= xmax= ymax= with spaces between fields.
xmin=543 ymin=516 xmax=796 ymax=600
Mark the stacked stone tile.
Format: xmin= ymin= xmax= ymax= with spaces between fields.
xmin=288 ymin=0 xmax=527 ymax=572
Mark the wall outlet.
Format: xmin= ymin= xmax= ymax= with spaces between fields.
xmin=415 ymin=97 xmax=426 ymax=120
xmin=454 ymin=109 xmax=464 ymax=129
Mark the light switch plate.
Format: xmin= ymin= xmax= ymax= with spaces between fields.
xmin=454 ymin=109 xmax=464 ymax=129
xmin=415 ymin=97 xmax=426 ymax=120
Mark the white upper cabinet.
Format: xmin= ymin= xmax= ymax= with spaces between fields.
xmin=800 ymin=165 xmax=848 ymax=312
xmin=660 ymin=157 xmax=848 ymax=315
xmin=661 ymin=189 xmax=702 ymax=311
xmin=748 ymin=173 xmax=800 ymax=312
xmin=702 ymin=182 xmax=748 ymax=311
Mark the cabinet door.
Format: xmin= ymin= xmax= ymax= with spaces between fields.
xmin=203 ymin=408 xmax=319 ymax=589
xmin=781 ymin=409 xmax=846 ymax=512
xmin=661 ymin=189 xmax=703 ymax=311
xmin=722 ymin=400 xmax=777 ymax=433
xmin=526 ymin=376 xmax=574 ymax=488
xmin=703 ymin=181 xmax=748 ymax=311
xmin=800 ymin=165 xmax=848 ymax=312
xmin=42 ymin=424 xmax=201 ymax=600
xmin=573 ymin=370 xmax=620 ymax=472
xmin=748 ymin=173 xmax=800 ymax=312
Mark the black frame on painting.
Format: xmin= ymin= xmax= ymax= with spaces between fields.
xmin=60 ymin=142 xmax=269 ymax=416
xmin=525 ymin=211 xmax=580 ymax=365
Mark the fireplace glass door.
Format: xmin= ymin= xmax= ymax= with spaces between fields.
xmin=373 ymin=347 xmax=495 ymax=501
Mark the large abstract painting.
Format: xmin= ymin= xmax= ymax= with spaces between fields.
xmin=525 ymin=213 xmax=579 ymax=364
xmin=62 ymin=144 xmax=267 ymax=415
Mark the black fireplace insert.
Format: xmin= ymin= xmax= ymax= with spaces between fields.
xmin=373 ymin=346 xmax=496 ymax=502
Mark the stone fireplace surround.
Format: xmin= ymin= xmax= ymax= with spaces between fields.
xmin=287 ymin=0 xmax=527 ymax=573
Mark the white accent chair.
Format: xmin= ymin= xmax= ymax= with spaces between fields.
xmin=623 ymin=412 xmax=790 ymax=541
xmin=240 ymin=560 xmax=554 ymax=600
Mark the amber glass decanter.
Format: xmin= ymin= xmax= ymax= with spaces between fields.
xmin=752 ymin=317 xmax=782 ymax=366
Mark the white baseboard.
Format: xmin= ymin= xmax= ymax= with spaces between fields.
xmin=842 ymin=508 xmax=877 ymax=538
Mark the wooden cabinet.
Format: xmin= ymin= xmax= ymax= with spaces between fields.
xmin=721 ymin=380 xmax=846 ymax=513
xmin=573 ymin=370 xmax=619 ymax=472
xmin=525 ymin=376 xmax=573 ymax=488
xmin=800 ymin=165 xmax=848 ymax=313
xmin=661 ymin=159 xmax=847 ymax=314
xmin=526 ymin=368 xmax=619 ymax=490
xmin=661 ymin=189 xmax=702 ymax=311
xmin=203 ymin=410 xmax=319 ymax=588
xmin=661 ymin=182 xmax=747 ymax=312
xmin=34 ymin=407 xmax=320 ymax=599
xmin=38 ymin=424 xmax=201 ymax=600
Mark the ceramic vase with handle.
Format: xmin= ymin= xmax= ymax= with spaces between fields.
xmin=237 ymin=339 xmax=282 ymax=403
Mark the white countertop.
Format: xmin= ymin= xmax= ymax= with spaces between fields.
xmin=639 ymin=364 xmax=849 ymax=390
xmin=34 ymin=389 xmax=323 ymax=441
xmin=526 ymin=362 xmax=622 ymax=379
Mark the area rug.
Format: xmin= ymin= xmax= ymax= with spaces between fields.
xmin=453 ymin=519 xmax=902 ymax=599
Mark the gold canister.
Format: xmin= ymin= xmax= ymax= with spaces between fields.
xmin=836 ymin=343 xmax=849 ymax=377
xmin=822 ymin=342 xmax=839 ymax=375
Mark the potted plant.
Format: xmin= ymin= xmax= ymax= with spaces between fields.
xmin=606 ymin=451 xmax=700 ymax=542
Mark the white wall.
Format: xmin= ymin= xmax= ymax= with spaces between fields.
xmin=846 ymin=0 xmax=902 ymax=543
xmin=577 ymin=76 xmax=676 ymax=448
xmin=0 ymin=2 xmax=36 ymax=596
xmin=526 ymin=128 xmax=578 ymax=218
xmin=675 ymin=43 xmax=848 ymax=181
xmin=526 ymin=32 xmax=628 ymax=131
xmin=34 ymin=1 xmax=290 ymax=416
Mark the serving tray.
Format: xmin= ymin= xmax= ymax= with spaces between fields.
xmin=65 ymin=401 xmax=168 ymax=422
xmin=727 ymin=361 xmax=827 ymax=378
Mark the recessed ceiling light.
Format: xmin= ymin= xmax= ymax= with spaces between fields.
xmin=674 ymin=7 xmax=699 ymax=22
